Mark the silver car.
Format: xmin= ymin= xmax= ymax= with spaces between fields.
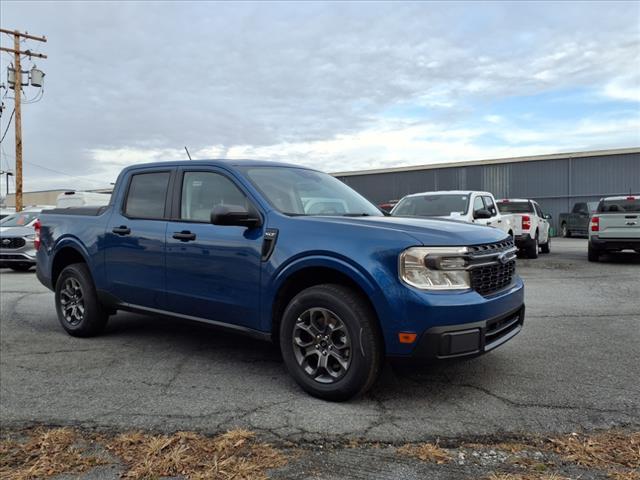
xmin=0 ymin=209 xmax=42 ymax=272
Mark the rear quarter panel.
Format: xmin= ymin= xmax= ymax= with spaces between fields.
xmin=37 ymin=208 xmax=114 ymax=289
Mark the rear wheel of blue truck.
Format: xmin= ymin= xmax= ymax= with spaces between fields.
xmin=55 ymin=263 xmax=109 ymax=337
xmin=280 ymin=284 xmax=383 ymax=401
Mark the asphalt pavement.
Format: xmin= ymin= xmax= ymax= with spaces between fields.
xmin=1 ymin=238 xmax=639 ymax=446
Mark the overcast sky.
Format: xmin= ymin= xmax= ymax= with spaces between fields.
xmin=1 ymin=1 xmax=639 ymax=192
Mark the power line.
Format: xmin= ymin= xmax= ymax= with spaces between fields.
xmin=21 ymin=159 xmax=109 ymax=186
xmin=0 ymin=108 xmax=15 ymax=143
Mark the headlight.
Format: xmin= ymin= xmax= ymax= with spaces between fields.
xmin=399 ymin=247 xmax=471 ymax=290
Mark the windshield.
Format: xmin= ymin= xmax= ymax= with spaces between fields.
xmin=597 ymin=197 xmax=640 ymax=213
xmin=241 ymin=167 xmax=382 ymax=216
xmin=392 ymin=194 xmax=470 ymax=217
xmin=496 ymin=201 xmax=533 ymax=214
xmin=0 ymin=211 xmax=39 ymax=227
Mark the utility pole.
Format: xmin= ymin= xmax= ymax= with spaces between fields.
xmin=0 ymin=28 xmax=47 ymax=212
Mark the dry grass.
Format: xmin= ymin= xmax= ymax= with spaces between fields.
xmin=0 ymin=427 xmax=286 ymax=480
xmin=607 ymin=470 xmax=640 ymax=480
xmin=0 ymin=427 xmax=106 ymax=480
xmin=548 ymin=431 xmax=640 ymax=470
xmin=485 ymin=474 xmax=568 ymax=480
xmin=104 ymin=428 xmax=286 ymax=480
xmin=397 ymin=442 xmax=452 ymax=464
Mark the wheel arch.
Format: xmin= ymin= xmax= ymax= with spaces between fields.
xmin=51 ymin=240 xmax=91 ymax=288
xmin=266 ymin=257 xmax=386 ymax=345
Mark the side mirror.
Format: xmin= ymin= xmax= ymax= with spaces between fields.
xmin=474 ymin=208 xmax=492 ymax=219
xmin=544 ymin=214 xmax=552 ymax=220
xmin=210 ymin=204 xmax=262 ymax=228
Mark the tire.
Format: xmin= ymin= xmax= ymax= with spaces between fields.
xmin=526 ymin=233 xmax=539 ymax=259
xmin=280 ymin=284 xmax=383 ymax=401
xmin=540 ymin=235 xmax=550 ymax=254
xmin=55 ymin=263 xmax=109 ymax=337
xmin=587 ymin=243 xmax=600 ymax=262
xmin=9 ymin=263 xmax=33 ymax=272
xmin=561 ymin=223 xmax=571 ymax=238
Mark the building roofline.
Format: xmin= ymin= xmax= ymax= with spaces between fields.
xmin=332 ymin=147 xmax=640 ymax=177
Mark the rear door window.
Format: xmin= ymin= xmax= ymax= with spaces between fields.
xmin=497 ymin=201 xmax=533 ymax=214
xmin=124 ymin=172 xmax=171 ymax=219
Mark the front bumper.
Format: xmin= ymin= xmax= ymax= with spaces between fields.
xmin=590 ymin=235 xmax=640 ymax=251
xmin=0 ymin=251 xmax=36 ymax=266
xmin=412 ymin=305 xmax=524 ymax=359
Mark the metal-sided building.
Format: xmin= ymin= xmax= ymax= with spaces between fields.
xmin=334 ymin=147 xmax=640 ymax=231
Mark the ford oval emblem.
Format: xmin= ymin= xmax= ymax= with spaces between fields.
xmin=498 ymin=252 xmax=509 ymax=264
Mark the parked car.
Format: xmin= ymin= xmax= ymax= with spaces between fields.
xmin=0 ymin=207 xmax=48 ymax=271
xmin=378 ymin=200 xmax=398 ymax=213
xmin=36 ymin=160 xmax=524 ymax=401
xmin=391 ymin=190 xmax=516 ymax=238
xmin=0 ymin=207 xmax=16 ymax=220
xmin=588 ymin=195 xmax=640 ymax=261
xmin=558 ymin=202 xmax=598 ymax=237
xmin=496 ymin=199 xmax=551 ymax=258
xmin=56 ymin=191 xmax=111 ymax=208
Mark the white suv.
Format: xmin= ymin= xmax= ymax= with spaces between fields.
xmin=496 ymin=199 xmax=551 ymax=259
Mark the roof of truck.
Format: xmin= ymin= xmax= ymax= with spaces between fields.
xmin=600 ymin=195 xmax=639 ymax=201
xmin=123 ymin=159 xmax=313 ymax=170
xmin=402 ymin=190 xmax=489 ymax=198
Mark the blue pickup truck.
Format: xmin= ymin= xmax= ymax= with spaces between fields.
xmin=36 ymin=160 xmax=524 ymax=400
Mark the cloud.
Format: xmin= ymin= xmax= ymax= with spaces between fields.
xmin=603 ymin=76 xmax=640 ymax=102
xmin=0 ymin=1 xmax=638 ymax=191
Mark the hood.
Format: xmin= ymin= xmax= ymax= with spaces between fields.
xmin=295 ymin=215 xmax=508 ymax=246
xmin=0 ymin=226 xmax=35 ymax=237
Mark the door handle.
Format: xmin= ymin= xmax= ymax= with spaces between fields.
xmin=497 ymin=219 xmax=502 ymax=223
xmin=112 ymin=226 xmax=131 ymax=235
xmin=173 ymin=231 xmax=196 ymax=241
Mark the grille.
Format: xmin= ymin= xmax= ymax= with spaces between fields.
xmin=0 ymin=237 xmax=26 ymax=249
xmin=485 ymin=309 xmax=522 ymax=347
xmin=470 ymin=259 xmax=515 ymax=296
xmin=468 ymin=237 xmax=514 ymax=255
xmin=0 ymin=254 xmax=27 ymax=260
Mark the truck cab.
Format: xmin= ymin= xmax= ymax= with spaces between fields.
xmin=391 ymin=190 xmax=516 ymax=238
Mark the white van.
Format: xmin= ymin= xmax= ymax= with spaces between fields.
xmin=56 ymin=191 xmax=111 ymax=208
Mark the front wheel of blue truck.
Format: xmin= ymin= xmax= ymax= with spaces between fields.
xmin=279 ymin=284 xmax=383 ymax=401
xmin=55 ymin=263 xmax=109 ymax=337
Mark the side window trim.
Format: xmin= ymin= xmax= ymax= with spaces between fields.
xmin=121 ymin=169 xmax=175 ymax=221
